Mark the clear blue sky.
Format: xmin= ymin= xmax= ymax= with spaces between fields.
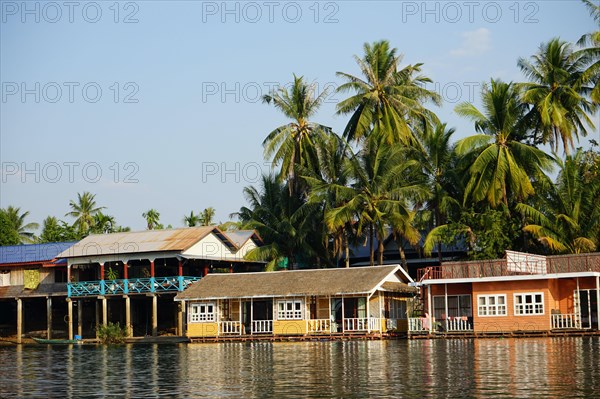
xmin=1 ymin=0 xmax=599 ymax=231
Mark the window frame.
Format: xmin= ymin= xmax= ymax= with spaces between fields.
xmin=189 ymin=302 xmax=216 ymax=323
xmin=477 ymin=294 xmax=507 ymax=317
xmin=277 ymin=299 xmax=304 ymax=320
xmin=432 ymin=294 xmax=473 ymax=319
xmin=513 ymin=292 xmax=545 ymax=316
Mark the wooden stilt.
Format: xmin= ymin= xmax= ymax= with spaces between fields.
xmin=102 ymin=297 xmax=107 ymax=326
xmin=125 ymin=295 xmax=132 ymax=337
xmin=77 ymin=299 xmax=83 ymax=338
xmin=67 ymin=299 xmax=73 ymax=340
xmin=46 ymin=297 xmax=52 ymax=339
xmin=152 ymin=295 xmax=158 ymax=336
xmin=16 ymin=298 xmax=22 ymax=344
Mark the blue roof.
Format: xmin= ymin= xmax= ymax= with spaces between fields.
xmin=0 ymin=242 xmax=76 ymax=265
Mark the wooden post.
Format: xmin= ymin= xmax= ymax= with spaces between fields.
xmin=125 ymin=295 xmax=132 ymax=337
xmin=102 ymin=297 xmax=107 ymax=326
xmin=77 ymin=300 xmax=83 ymax=338
xmin=596 ymin=276 xmax=600 ymax=331
xmin=46 ymin=297 xmax=52 ymax=339
xmin=95 ymin=300 xmax=100 ymax=339
xmin=150 ymin=260 xmax=155 ymax=278
xmin=178 ymin=260 xmax=183 ymax=277
xmin=177 ymin=300 xmax=183 ymax=336
xmin=203 ymin=264 xmax=209 ymax=277
xmin=100 ymin=263 xmax=105 ymax=280
xmin=444 ymin=283 xmax=449 ymax=332
xmin=152 ymin=295 xmax=158 ymax=336
xmin=16 ymin=298 xmax=22 ymax=344
xmin=67 ymin=298 xmax=73 ymax=340
xmin=427 ymin=285 xmax=433 ymax=333
xmin=123 ymin=261 xmax=128 ymax=280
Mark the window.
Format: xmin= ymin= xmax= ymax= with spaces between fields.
xmin=277 ymin=300 xmax=303 ymax=320
xmin=514 ymin=293 xmax=544 ymax=315
xmin=388 ymin=298 xmax=407 ymax=319
xmin=189 ymin=302 xmax=216 ymax=322
xmin=477 ymin=295 xmax=507 ymax=316
xmin=433 ymin=295 xmax=472 ymax=319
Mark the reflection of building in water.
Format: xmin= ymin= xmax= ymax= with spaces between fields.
xmin=414 ymin=251 xmax=600 ymax=335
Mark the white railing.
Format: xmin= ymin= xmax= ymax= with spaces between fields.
xmin=252 ymin=320 xmax=273 ymax=334
xmin=408 ymin=317 xmax=430 ymax=332
xmin=445 ymin=318 xmax=472 ymax=331
xmin=343 ymin=318 xmax=382 ymax=332
xmin=220 ymin=321 xmax=242 ymax=335
xmin=307 ymin=319 xmax=330 ymax=333
xmin=551 ymin=313 xmax=581 ymax=329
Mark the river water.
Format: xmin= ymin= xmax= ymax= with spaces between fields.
xmin=1 ymin=337 xmax=598 ymax=398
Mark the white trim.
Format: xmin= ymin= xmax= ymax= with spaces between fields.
xmin=276 ymin=299 xmax=303 ymax=320
xmin=477 ymin=294 xmax=507 ymax=317
xmin=189 ymin=302 xmax=216 ymax=323
xmin=513 ymin=292 xmax=544 ymax=316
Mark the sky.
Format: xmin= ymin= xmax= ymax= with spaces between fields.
xmin=1 ymin=0 xmax=599 ymax=232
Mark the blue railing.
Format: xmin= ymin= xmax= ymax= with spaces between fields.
xmin=67 ymin=276 xmax=201 ymax=297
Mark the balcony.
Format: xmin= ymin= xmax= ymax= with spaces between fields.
xmin=67 ymin=276 xmax=201 ymax=297
xmin=417 ymin=253 xmax=600 ymax=281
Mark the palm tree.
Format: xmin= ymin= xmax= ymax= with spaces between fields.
xmin=1 ymin=206 xmax=39 ymax=243
xmin=262 ymin=74 xmax=332 ymax=194
xmin=236 ymin=174 xmax=315 ymax=270
xmin=455 ymin=79 xmax=554 ymax=208
xmin=183 ymin=211 xmax=200 ymax=227
xmin=517 ymin=149 xmax=600 ymax=253
xmin=575 ymin=0 xmax=600 ymax=105
xmin=65 ymin=192 xmax=105 ymax=235
xmin=0 ymin=211 xmax=21 ymax=246
xmin=324 ymin=142 xmax=428 ymax=266
xmin=142 ymin=209 xmax=161 ymax=230
xmin=91 ymin=212 xmax=116 ymax=234
xmin=518 ymin=38 xmax=596 ymax=152
xmin=336 ymin=40 xmax=441 ymax=146
xmin=413 ymin=122 xmax=462 ymax=262
xmin=200 ymin=207 xmax=216 ymax=226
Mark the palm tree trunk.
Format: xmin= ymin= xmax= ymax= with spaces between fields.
xmin=369 ymin=224 xmax=374 ymax=266
xmin=344 ymin=232 xmax=350 ymax=268
xmin=396 ymin=236 xmax=409 ymax=272
xmin=378 ymin=234 xmax=384 ymax=265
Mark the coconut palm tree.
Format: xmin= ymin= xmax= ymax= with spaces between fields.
xmin=413 ymin=122 xmax=462 ymax=262
xmin=236 ymin=174 xmax=315 ymax=270
xmin=455 ymin=79 xmax=554 ymax=208
xmin=183 ymin=211 xmax=200 ymax=227
xmin=1 ymin=206 xmax=39 ymax=243
xmin=66 ymin=192 xmax=105 ymax=235
xmin=575 ymin=0 xmax=600 ymax=105
xmin=0 ymin=211 xmax=20 ymax=246
xmin=517 ymin=38 xmax=596 ymax=152
xmin=142 ymin=209 xmax=161 ymax=230
xmin=517 ymin=149 xmax=600 ymax=253
xmin=91 ymin=212 xmax=116 ymax=234
xmin=336 ymin=40 xmax=441 ymax=146
xmin=262 ymin=74 xmax=332 ymax=194
xmin=324 ymin=142 xmax=428 ymax=266
xmin=200 ymin=207 xmax=216 ymax=226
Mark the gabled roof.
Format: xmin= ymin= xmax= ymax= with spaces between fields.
xmin=225 ymin=230 xmax=262 ymax=247
xmin=58 ymin=227 xmax=236 ymax=259
xmin=0 ymin=242 xmax=76 ymax=266
xmin=176 ymin=265 xmax=416 ymax=300
xmin=0 ymin=283 xmax=68 ymax=299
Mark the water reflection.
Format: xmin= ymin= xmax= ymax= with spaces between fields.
xmin=0 ymin=338 xmax=598 ymax=398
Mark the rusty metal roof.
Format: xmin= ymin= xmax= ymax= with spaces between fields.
xmin=58 ymin=227 xmax=223 ymax=259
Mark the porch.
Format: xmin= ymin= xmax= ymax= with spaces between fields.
xmin=68 ymin=276 xmax=201 ymax=297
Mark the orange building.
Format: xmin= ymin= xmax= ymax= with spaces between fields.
xmin=412 ymin=251 xmax=600 ymax=335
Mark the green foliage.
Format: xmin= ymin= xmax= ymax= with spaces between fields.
xmin=39 ymin=216 xmax=81 ymax=243
xmin=0 ymin=211 xmax=20 ymax=246
xmin=97 ymin=322 xmax=126 ymax=344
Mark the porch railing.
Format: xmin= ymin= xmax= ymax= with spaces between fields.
xmin=220 ymin=321 xmax=243 ymax=335
xmin=307 ymin=319 xmax=330 ymax=333
xmin=551 ymin=313 xmax=581 ymax=329
xmin=67 ymin=276 xmax=201 ymax=297
xmin=252 ymin=320 xmax=273 ymax=334
xmin=408 ymin=317 xmax=430 ymax=332
xmin=445 ymin=317 xmax=472 ymax=331
xmin=343 ymin=317 xmax=382 ymax=332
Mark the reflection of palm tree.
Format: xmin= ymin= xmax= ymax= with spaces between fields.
xmin=455 ymin=79 xmax=554 ymax=207
xmin=66 ymin=192 xmax=105 ymax=235
xmin=262 ymin=74 xmax=331 ymax=194
xmin=1 ymin=206 xmax=39 ymax=243
xmin=336 ymin=40 xmax=440 ymax=145
xmin=142 ymin=209 xmax=160 ymax=230
xmin=518 ymin=149 xmax=600 ymax=253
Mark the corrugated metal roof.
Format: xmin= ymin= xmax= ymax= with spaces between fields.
xmin=0 ymin=242 xmax=76 ymax=265
xmin=176 ymin=265 xmax=416 ymax=300
xmin=0 ymin=283 xmax=68 ymax=298
xmin=225 ymin=230 xmax=256 ymax=247
xmin=58 ymin=227 xmax=224 ymax=258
